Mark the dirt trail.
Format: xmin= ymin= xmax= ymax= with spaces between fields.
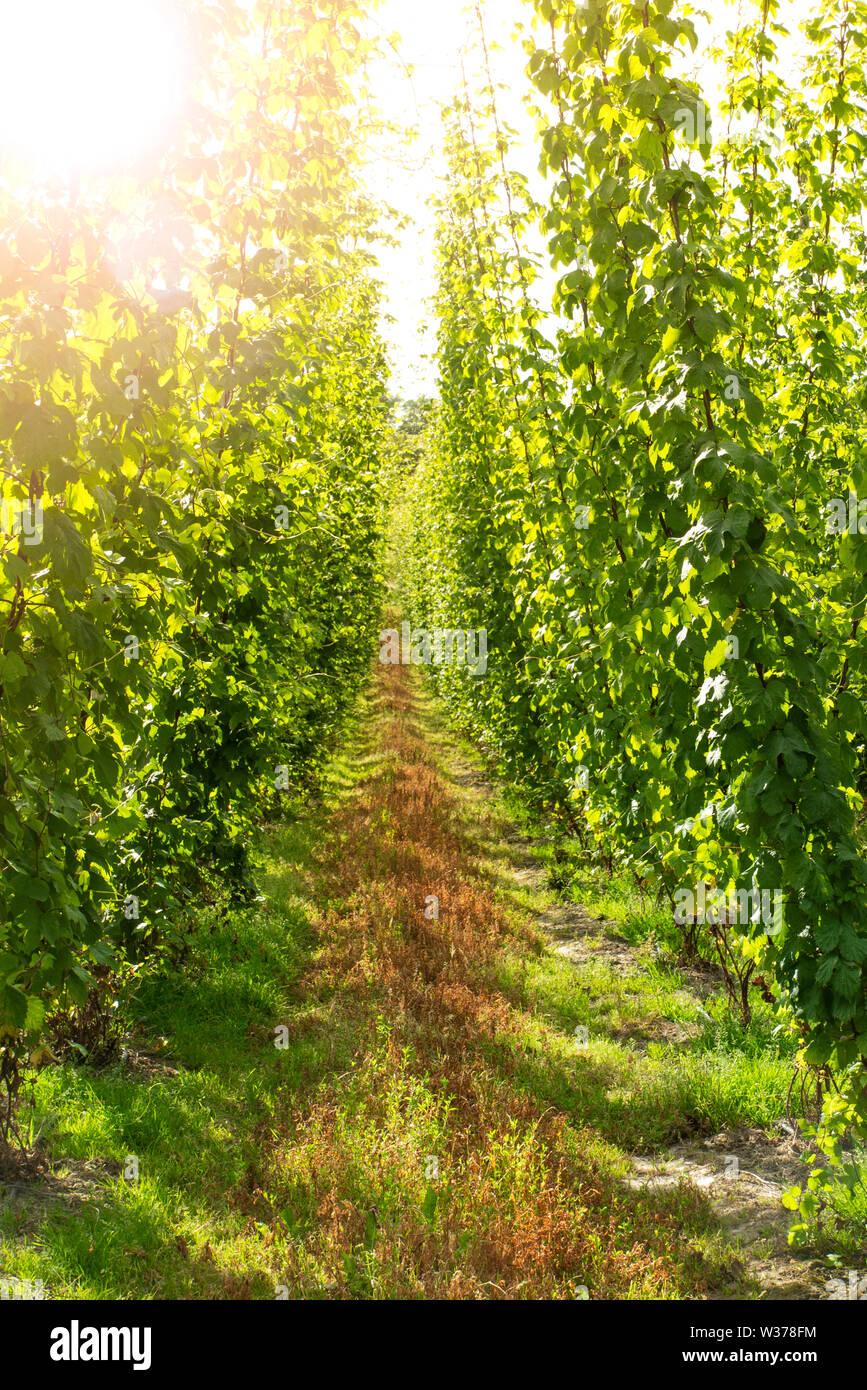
xmin=435 ymin=739 xmax=831 ymax=1301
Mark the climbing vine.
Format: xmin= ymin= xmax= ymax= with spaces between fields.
xmin=398 ymin=0 xmax=867 ymax=1232
xmin=0 ymin=0 xmax=387 ymax=1145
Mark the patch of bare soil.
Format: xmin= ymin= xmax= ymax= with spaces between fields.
xmin=0 ymin=1156 xmax=122 ymax=1235
xmin=119 ymin=1044 xmax=180 ymax=1079
xmin=0 ymin=1143 xmax=47 ymax=1184
xmin=627 ymin=1128 xmax=830 ymax=1300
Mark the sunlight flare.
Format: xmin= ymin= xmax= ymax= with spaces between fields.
xmin=0 ymin=0 xmax=186 ymax=178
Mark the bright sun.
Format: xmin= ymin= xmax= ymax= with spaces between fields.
xmin=0 ymin=0 xmax=186 ymax=179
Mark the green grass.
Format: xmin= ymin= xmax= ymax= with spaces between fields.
xmin=3 ymin=672 xmax=862 ymax=1298
xmin=492 ymin=949 xmax=801 ymax=1151
xmin=0 ymin=687 xmax=443 ymax=1300
xmin=0 ymin=772 xmax=356 ymax=1299
xmin=432 ymin=732 xmax=867 ymax=1263
xmin=421 ymin=722 xmax=804 ymax=1152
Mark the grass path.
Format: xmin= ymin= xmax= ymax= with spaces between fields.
xmin=0 ymin=656 xmax=832 ymax=1299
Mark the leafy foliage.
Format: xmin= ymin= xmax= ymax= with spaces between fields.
xmin=0 ymin=0 xmax=387 ymax=1138
xmin=397 ymin=0 xmax=867 ymax=1187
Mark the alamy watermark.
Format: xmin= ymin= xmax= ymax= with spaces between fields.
xmin=379 ymin=622 xmax=487 ymax=676
xmin=825 ymin=1269 xmax=867 ymax=1299
xmin=825 ymin=493 xmax=867 ymax=535
xmin=0 ymin=497 xmax=42 ymax=545
xmin=1 ymin=1276 xmax=44 ymax=1299
xmin=674 ymin=884 xmax=782 ymax=930
xmin=671 ymin=100 xmax=785 ymax=157
xmin=50 ymin=1322 xmax=152 ymax=1370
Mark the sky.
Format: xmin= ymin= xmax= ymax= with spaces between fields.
xmin=364 ymin=0 xmax=539 ymax=400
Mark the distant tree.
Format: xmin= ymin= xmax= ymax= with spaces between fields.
xmin=386 ymin=395 xmax=436 ymax=475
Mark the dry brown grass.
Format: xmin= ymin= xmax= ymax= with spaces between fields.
xmin=259 ymin=659 xmax=723 ymax=1299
